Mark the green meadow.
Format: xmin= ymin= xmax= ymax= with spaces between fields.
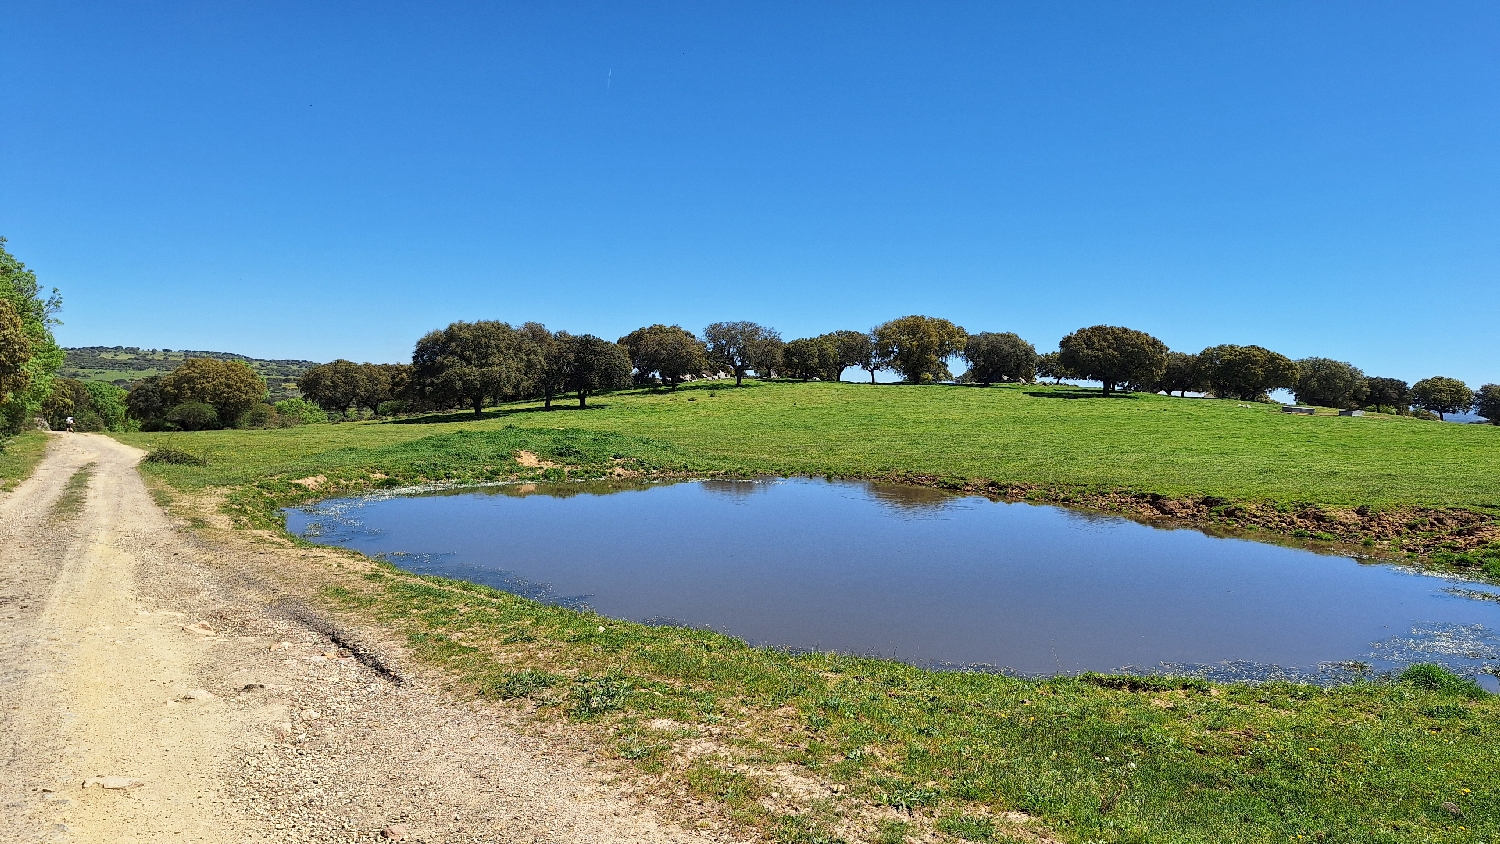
xmin=110 ymin=381 xmax=1500 ymax=843
xmin=119 ymin=380 xmax=1500 ymax=510
xmin=0 ymin=430 xmax=49 ymax=492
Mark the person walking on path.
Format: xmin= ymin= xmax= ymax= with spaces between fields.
xmin=64 ymin=416 xmax=75 ymax=433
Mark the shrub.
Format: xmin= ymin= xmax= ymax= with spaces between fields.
xmin=240 ymin=402 xmax=275 ymax=428
xmin=165 ymin=401 xmax=219 ymax=431
xmin=143 ymin=447 xmax=209 ymax=466
xmin=1399 ymin=664 xmax=1486 ymax=699
xmin=274 ymin=397 xmax=327 ymax=425
xmin=568 ymin=673 xmax=632 ymax=717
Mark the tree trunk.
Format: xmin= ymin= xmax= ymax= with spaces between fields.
xmin=579 ymin=391 xmax=587 ymax=408
xmin=473 ymin=400 xmax=484 ymax=417
xmin=869 ymin=369 xmax=876 ymax=384
xmin=735 ymin=371 xmax=743 ymax=386
xmin=1101 ymin=381 xmax=1113 ymax=396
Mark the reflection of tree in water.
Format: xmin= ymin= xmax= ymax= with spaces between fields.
xmin=865 ymin=482 xmax=957 ymax=514
xmin=700 ymin=480 xmax=770 ymax=501
xmin=424 ymin=480 xmax=662 ymax=500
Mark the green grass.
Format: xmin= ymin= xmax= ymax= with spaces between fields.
xmin=117 ymin=381 xmax=1500 ymax=510
xmin=0 ymin=431 xmax=50 ymax=492
xmin=49 ymin=462 xmax=94 ymax=521
xmin=112 ymin=381 xmax=1500 ymax=842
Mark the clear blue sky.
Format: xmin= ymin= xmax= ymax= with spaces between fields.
xmin=2 ymin=1 xmax=1497 ymax=384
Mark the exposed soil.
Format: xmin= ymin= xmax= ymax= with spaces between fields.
xmin=885 ymin=474 xmax=1500 ymax=563
xmin=0 ymin=434 xmax=741 ymax=844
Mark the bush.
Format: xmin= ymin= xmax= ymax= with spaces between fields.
xmin=1399 ymin=664 xmax=1486 ymax=699
xmin=239 ymin=402 xmax=275 ymax=428
xmin=164 ymin=401 xmax=219 ymax=431
xmin=274 ymin=398 xmax=328 ymax=425
xmin=143 ymin=447 xmax=209 ymax=466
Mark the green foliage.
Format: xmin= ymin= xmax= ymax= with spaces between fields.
xmin=961 ymin=331 xmax=1036 ymax=384
xmin=1477 ymin=384 xmax=1500 ymax=425
xmin=1034 ymin=350 xmax=1074 ymax=384
xmin=825 ymin=329 xmax=877 ymax=383
xmin=1367 ymin=376 xmax=1412 ymax=413
xmin=1294 ymin=357 xmax=1369 ymax=409
xmin=568 ymin=673 xmax=633 ymax=717
xmin=1156 ymin=350 xmax=1205 ymax=396
xmin=484 ymin=668 xmax=559 ymax=699
xmin=618 ymin=324 xmax=710 ymax=388
xmin=1198 ymin=344 xmax=1298 ymax=401
xmin=82 ymin=380 xmax=129 ymax=431
xmin=143 ymin=446 xmax=209 ymax=466
xmin=1058 ymin=325 xmax=1168 ymax=396
xmin=704 ymin=321 xmax=783 ymax=385
xmin=274 ymin=397 xmax=328 ymax=425
xmin=1399 ymin=664 xmax=1487 ymax=699
xmin=1412 ymin=376 xmax=1474 ymax=421
xmin=298 ymin=360 xmax=408 ymax=415
xmin=61 ymin=346 xmax=314 ymax=401
xmin=783 ymin=336 xmax=840 ymax=381
xmin=935 ymin=814 xmax=996 ymax=841
xmin=412 ymin=320 xmax=545 ymax=416
xmin=0 ymin=237 xmax=63 ymax=434
xmin=159 ymin=358 xmax=268 ymax=427
xmin=873 ymin=315 xmax=967 ymax=384
xmin=560 ymin=334 xmax=633 ymax=407
xmin=165 ymin=401 xmax=220 ymax=431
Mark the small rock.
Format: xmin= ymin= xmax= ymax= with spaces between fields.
xmin=182 ymin=688 xmax=216 ymax=701
xmin=300 ymin=709 xmax=321 ymax=721
xmin=83 ymin=776 xmax=145 ymax=790
xmin=274 ymin=721 xmax=294 ymax=738
xmin=380 ymin=824 xmax=410 ymax=840
xmin=181 ymin=622 xmax=214 ymax=636
xmin=241 ymin=683 xmax=266 ymax=693
xmin=1442 ymin=801 xmax=1462 ymax=816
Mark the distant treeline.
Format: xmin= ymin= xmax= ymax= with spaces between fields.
xmin=266 ymin=317 xmax=1497 ymax=428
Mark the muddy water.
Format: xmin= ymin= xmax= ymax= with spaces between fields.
xmin=287 ymin=478 xmax=1500 ymax=686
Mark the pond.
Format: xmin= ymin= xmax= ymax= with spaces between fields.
xmin=287 ymin=478 xmax=1500 ymax=688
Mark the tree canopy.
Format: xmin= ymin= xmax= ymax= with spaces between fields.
xmin=618 ymin=324 xmax=709 ymax=388
xmin=1057 ymin=325 xmax=1167 ymax=396
xmin=704 ymin=322 xmax=781 ymax=386
xmin=783 ymin=336 xmax=840 ymax=381
xmin=1293 ymin=358 xmax=1369 ymax=409
xmin=412 ymin=321 xmax=543 ymax=416
xmin=158 ymin=358 xmax=268 ymax=427
xmin=1156 ymin=351 xmax=1206 ymax=397
xmin=1475 ymin=384 xmax=1500 ymax=425
xmin=560 ymin=334 xmax=633 ymax=407
xmin=1035 ymin=351 xmax=1074 ymax=384
xmin=1198 ymin=344 xmax=1298 ymax=401
xmin=825 ymin=330 xmax=875 ymax=383
xmin=1365 ymin=377 xmax=1411 ymax=413
xmin=1411 ymin=376 xmax=1473 ymax=420
xmin=0 ymin=237 xmax=63 ymax=433
xmin=961 ymin=332 xmax=1036 ymax=384
xmin=874 ymin=316 xmax=966 ymax=384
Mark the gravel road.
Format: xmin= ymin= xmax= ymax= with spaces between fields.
xmin=0 ymin=434 xmax=739 ymax=844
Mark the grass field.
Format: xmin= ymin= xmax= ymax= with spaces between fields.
xmin=0 ymin=431 xmax=50 ymax=492
xmin=115 ymin=382 xmax=1500 ymax=843
xmin=118 ymin=380 xmax=1500 ymax=509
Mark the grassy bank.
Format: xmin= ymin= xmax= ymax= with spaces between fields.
xmin=116 ymin=382 xmax=1500 ymax=841
xmin=0 ymin=430 xmax=50 ymax=492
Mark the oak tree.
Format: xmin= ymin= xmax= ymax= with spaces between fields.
xmin=1057 ymin=325 xmax=1168 ymax=396
xmin=618 ymin=324 xmax=709 ymax=388
xmin=704 ymin=321 xmax=781 ymax=386
xmin=873 ymin=316 xmax=967 ymax=384
xmin=961 ymin=332 xmax=1036 ymax=384
xmin=1411 ymin=376 xmax=1473 ymax=421
xmin=1293 ymin=358 xmax=1369 ymax=409
xmin=1198 ymin=344 xmax=1298 ymax=401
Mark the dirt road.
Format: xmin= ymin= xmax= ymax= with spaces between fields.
xmin=1 ymin=434 xmax=734 ymax=844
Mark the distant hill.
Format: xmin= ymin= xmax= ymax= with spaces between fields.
xmin=60 ymin=347 xmax=320 ymax=401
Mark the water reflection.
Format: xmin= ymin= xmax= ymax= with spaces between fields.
xmin=286 ymin=478 xmax=1500 ymax=687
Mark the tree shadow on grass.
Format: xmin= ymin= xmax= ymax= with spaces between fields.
xmin=385 ymin=404 xmax=606 ymax=425
xmin=1023 ymin=389 xmax=1139 ymax=400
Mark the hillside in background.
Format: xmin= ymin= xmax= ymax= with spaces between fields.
xmin=61 ymin=346 xmax=319 ymax=400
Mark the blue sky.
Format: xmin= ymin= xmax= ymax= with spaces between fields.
xmin=2 ymin=1 xmax=1497 ymax=384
